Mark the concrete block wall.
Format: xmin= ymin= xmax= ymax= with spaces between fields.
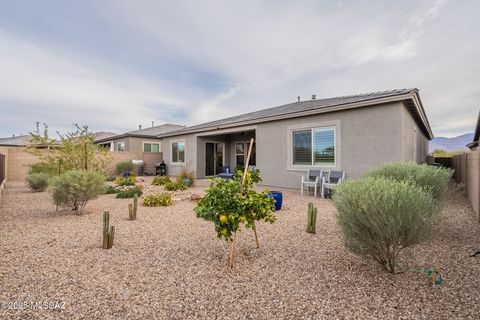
xmin=452 ymin=150 xmax=480 ymax=219
xmin=0 ymin=147 xmax=163 ymax=181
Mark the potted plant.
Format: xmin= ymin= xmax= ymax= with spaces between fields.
xmin=116 ymin=161 xmax=134 ymax=178
xmin=177 ymin=166 xmax=195 ymax=187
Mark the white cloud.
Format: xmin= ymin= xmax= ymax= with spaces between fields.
xmin=0 ymin=0 xmax=478 ymax=137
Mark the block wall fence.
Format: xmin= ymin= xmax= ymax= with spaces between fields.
xmin=452 ymin=150 xmax=480 ymax=218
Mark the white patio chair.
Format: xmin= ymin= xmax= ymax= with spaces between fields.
xmin=301 ymin=169 xmax=323 ymax=197
xmin=321 ymin=170 xmax=345 ymax=198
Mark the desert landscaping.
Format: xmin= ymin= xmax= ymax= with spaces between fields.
xmin=1 ymin=177 xmax=479 ymax=319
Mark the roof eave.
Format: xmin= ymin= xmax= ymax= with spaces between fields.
xmin=159 ymin=92 xmax=433 ymax=139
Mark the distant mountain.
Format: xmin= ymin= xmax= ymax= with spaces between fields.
xmin=429 ymin=133 xmax=474 ymax=152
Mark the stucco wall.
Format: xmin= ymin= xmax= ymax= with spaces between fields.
xmin=255 ymin=102 xmax=405 ymax=188
xmin=110 ymin=137 xmax=162 ymax=153
xmin=452 ymin=150 xmax=480 ymax=218
xmin=400 ymin=105 xmax=429 ymax=163
xmin=161 ymin=134 xmax=197 ymax=177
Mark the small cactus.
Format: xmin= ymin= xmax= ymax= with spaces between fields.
xmin=129 ymin=194 xmax=138 ymax=220
xmin=103 ymin=211 xmax=115 ymax=249
xmin=306 ymin=202 xmax=317 ymax=234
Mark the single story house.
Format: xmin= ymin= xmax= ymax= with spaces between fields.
xmin=466 ymin=111 xmax=479 ymax=150
xmin=158 ymin=89 xmax=433 ymax=189
xmin=95 ymin=124 xmax=184 ymax=153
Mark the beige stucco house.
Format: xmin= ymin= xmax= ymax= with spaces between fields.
xmin=95 ymin=124 xmax=184 ymax=153
xmin=158 ymin=89 xmax=433 ymax=189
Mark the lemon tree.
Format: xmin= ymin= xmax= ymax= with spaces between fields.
xmin=195 ymin=170 xmax=276 ymax=241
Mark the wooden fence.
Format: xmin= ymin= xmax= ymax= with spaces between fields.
xmin=452 ymin=150 xmax=480 ymax=219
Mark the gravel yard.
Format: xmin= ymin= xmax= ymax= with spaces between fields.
xmin=1 ymin=178 xmax=479 ymax=319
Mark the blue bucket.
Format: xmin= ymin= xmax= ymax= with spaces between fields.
xmin=268 ymin=191 xmax=283 ymax=211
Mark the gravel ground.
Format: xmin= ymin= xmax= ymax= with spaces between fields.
xmin=0 ymin=178 xmax=479 ymax=319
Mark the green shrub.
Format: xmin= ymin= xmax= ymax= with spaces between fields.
xmin=365 ymin=162 xmax=452 ymax=200
xmin=176 ymin=168 xmax=196 ymax=186
xmin=195 ymin=170 xmax=275 ymax=241
xmin=152 ymin=176 xmax=171 ymax=186
xmin=26 ymin=173 xmax=50 ymax=192
xmin=29 ymin=162 xmax=58 ymax=176
xmin=164 ymin=181 xmax=188 ymax=191
xmin=103 ymin=185 xmax=119 ymax=194
xmin=105 ymin=175 xmax=116 ymax=182
xmin=49 ymin=170 xmax=105 ymax=214
xmin=114 ymin=176 xmax=136 ymax=186
xmin=116 ymin=188 xmax=143 ymax=198
xmin=142 ymin=192 xmax=174 ymax=206
xmin=333 ymin=177 xmax=438 ymax=274
xmin=116 ymin=161 xmax=134 ymax=174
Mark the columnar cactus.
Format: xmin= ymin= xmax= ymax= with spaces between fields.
xmin=103 ymin=211 xmax=115 ymax=249
xmin=128 ymin=194 xmax=138 ymax=220
xmin=306 ymin=202 xmax=317 ymax=234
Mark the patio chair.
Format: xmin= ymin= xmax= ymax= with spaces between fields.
xmin=321 ymin=170 xmax=345 ymax=198
xmin=301 ymin=169 xmax=323 ymax=197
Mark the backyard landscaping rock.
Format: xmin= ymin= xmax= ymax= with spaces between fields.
xmin=0 ymin=177 xmax=479 ymax=319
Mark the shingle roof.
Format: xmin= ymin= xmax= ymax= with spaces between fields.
xmin=0 ymin=135 xmax=32 ymax=146
xmin=94 ymin=123 xmax=185 ymax=143
xmin=466 ymin=110 xmax=480 ymax=149
xmin=160 ymin=88 xmax=433 ymax=138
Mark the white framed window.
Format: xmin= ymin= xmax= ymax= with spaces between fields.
xmin=116 ymin=141 xmax=125 ymax=151
xmin=171 ymin=141 xmax=185 ymax=164
xmin=292 ymin=127 xmax=335 ymax=166
xmin=235 ymin=143 xmax=245 ymax=167
xmin=143 ymin=142 xmax=160 ymax=153
xmin=235 ymin=141 xmax=256 ymax=167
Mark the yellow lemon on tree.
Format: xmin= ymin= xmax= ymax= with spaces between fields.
xmin=238 ymin=215 xmax=247 ymax=223
xmin=219 ymin=215 xmax=228 ymax=224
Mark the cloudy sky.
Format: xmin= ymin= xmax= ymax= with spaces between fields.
xmin=0 ymin=0 xmax=478 ymax=138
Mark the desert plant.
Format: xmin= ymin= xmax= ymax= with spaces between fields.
xmin=27 ymin=123 xmax=111 ymax=175
xmin=364 ymin=162 xmax=452 ymax=200
xmin=333 ymin=177 xmax=438 ymax=274
xmin=103 ymin=185 xmax=119 ymax=194
xmin=102 ymin=211 xmax=115 ymax=249
xmin=28 ymin=162 xmax=58 ymax=176
xmin=116 ymin=161 xmax=134 ymax=174
xmin=306 ymin=202 xmax=317 ymax=234
xmin=114 ymin=175 xmax=136 ymax=186
xmin=176 ymin=167 xmax=196 ymax=186
xmin=105 ymin=175 xmax=116 ymax=182
xmin=25 ymin=173 xmax=50 ymax=192
xmin=116 ymin=188 xmax=143 ymax=199
xmin=142 ymin=192 xmax=174 ymax=206
xmin=49 ymin=170 xmax=105 ymax=214
xmin=164 ymin=181 xmax=188 ymax=191
xmin=128 ymin=194 xmax=139 ymax=220
xmin=151 ymin=176 xmax=171 ymax=186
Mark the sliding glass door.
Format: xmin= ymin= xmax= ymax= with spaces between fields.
xmin=205 ymin=142 xmax=224 ymax=176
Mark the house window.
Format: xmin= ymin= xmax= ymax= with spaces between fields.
xmin=235 ymin=143 xmax=245 ymax=167
xmin=143 ymin=143 xmax=160 ymax=153
xmin=116 ymin=141 xmax=125 ymax=151
xmin=235 ymin=142 xmax=256 ymax=167
xmin=292 ymin=127 xmax=335 ymax=166
xmin=172 ymin=142 xmax=185 ymax=163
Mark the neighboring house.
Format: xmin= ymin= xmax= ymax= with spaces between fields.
xmin=159 ymin=89 xmax=433 ymax=189
xmin=94 ymin=124 xmax=184 ymax=152
xmin=466 ymin=111 xmax=479 ymax=150
xmin=0 ymin=135 xmax=32 ymax=147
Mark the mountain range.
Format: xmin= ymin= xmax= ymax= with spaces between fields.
xmin=429 ymin=133 xmax=474 ymax=152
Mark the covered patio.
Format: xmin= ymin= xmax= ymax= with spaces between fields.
xmin=195 ymin=129 xmax=256 ymax=178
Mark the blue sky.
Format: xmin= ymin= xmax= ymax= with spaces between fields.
xmin=0 ymin=0 xmax=478 ymax=138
